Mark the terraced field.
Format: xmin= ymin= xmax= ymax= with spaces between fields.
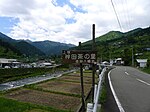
xmin=1 ymin=70 xmax=97 ymax=112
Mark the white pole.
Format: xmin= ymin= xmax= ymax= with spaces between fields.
xmin=94 ymin=84 xmax=98 ymax=104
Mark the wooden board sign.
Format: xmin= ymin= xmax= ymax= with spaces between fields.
xmin=62 ymin=50 xmax=97 ymax=64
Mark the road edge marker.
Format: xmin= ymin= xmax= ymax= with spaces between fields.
xmin=108 ymin=70 xmax=125 ymax=112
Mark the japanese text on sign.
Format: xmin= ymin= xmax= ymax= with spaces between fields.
xmin=62 ymin=50 xmax=97 ymax=64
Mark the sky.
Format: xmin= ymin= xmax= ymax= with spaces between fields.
xmin=0 ymin=0 xmax=150 ymax=45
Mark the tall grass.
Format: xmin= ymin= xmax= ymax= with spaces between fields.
xmin=141 ymin=67 xmax=150 ymax=74
xmin=0 ymin=66 xmax=68 ymax=83
xmin=0 ymin=97 xmax=69 ymax=112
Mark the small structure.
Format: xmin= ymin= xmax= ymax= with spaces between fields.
xmin=109 ymin=59 xmax=114 ymax=66
xmin=136 ymin=59 xmax=148 ymax=68
xmin=102 ymin=61 xmax=109 ymax=65
xmin=0 ymin=58 xmax=20 ymax=68
xmin=115 ymin=58 xmax=124 ymax=65
xmin=38 ymin=62 xmax=52 ymax=68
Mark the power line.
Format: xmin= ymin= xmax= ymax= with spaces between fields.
xmin=119 ymin=0 xmax=129 ymax=30
xmin=124 ymin=0 xmax=132 ymax=30
xmin=110 ymin=0 xmax=123 ymax=31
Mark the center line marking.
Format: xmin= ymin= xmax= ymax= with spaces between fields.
xmin=125 ymin=72 xmax=130 ymax=75
xmin=136 ymin=78 xmax=150 ymax=86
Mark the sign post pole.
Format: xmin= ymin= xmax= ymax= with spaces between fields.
xmin=92 ymin=24 xmax=96 ymax=103
xmin=79 ymin=42 xmax=86 ymax=112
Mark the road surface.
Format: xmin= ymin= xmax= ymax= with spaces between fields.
xmin=109 ymin=66 xmax=150 ymax=112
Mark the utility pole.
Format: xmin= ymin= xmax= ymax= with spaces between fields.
xmin=132 ymin=46 xmax=134 ymax=66
xmin=92 ymin=24 xmax=96 ymax=103
xmin=79 ymin=42 xmax=86 ymax=112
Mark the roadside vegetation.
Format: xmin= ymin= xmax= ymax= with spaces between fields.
xmin=0 ymin=66 xmax=68 ymax=83
xmin=0 ymin=97 xmax=68 ymax=112
xmin=140 ymin=67 xmax=150 ymax=74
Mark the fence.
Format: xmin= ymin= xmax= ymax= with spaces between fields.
xmin=87 ymin=67 xmax=106 ymax=112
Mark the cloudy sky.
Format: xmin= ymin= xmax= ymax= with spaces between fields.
xmin=0 ymin=0 xmax=150 ymax=45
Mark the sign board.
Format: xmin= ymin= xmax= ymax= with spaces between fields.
xmin=62 ymin=50 xmax=97 ymax=64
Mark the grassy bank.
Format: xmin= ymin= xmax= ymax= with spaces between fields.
xmin=0 ymin=66 xmax=68 ymax=83
xmin=140 ymin=67 xmax=150 ymax=74
xmin=0 ymin=97 xmax=68 ymax=112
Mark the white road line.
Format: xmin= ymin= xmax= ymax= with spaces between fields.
xmin=125 ymin=72 xmax=130 ymax=76
xmin=136 ymin=78 xmax=150 ymax=86
xmin=108 ymin=71 xmax=125 ymax=112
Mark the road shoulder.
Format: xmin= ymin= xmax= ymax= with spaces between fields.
xmin=102 ymin=69 xmax=120 ymax=112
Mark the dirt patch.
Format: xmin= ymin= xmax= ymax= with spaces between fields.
xmin=24 ymin=109 xmax=49 ymax=112
xmin=36 ymin=80 xmax=91 ymax=95
xmin=58 ymin=75 xmax=93 ymax=84
xmin=68 ymin=72 xmax=93 ymax=78
xmin=6 ymin=89 xmax=80 ymax=111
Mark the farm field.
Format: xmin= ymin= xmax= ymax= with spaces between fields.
xmin=1 ymin=70 xmax=96 ymax=112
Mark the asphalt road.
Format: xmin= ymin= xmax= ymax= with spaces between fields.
xmin=109 ymin=66 xmax=150 ymax=112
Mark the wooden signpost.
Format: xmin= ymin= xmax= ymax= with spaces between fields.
xmin=62 ymin=50 xmax=97 ymax=64
xmin=62 ymin=24 xmax=97 ymax=112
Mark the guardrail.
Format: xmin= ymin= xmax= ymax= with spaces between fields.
xmin=87 ymin=67 xmax=106 ymax=112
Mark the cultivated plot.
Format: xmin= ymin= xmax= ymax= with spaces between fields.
xmin=6 ymin=89 xmax=80 ymax=111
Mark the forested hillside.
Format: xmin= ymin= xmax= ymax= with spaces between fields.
xmin=75 ymin=27 xmax=150 ymax=66
xmin=0 ymin=39 xmax=21 ymax=58
xmin=0 ymin=32 xmax=75 ymax=58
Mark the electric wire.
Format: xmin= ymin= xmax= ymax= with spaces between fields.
xmin=124 ymin=0 xmax=132 ymax=30
xmin=119 ymin=0 xmax=129 ymax=30
xmin=110 ymin=0 xmax=123 ymax=31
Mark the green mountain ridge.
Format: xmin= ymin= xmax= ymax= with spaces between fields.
xmin=31 ymin=40 xmax=75 ymax=56
xmin=77 ymin=27 xmax=150 ymax=66
xmin=0 ymin=32 xmax=75 ymax=59
xmin=0 ymin=39 xmax=21 ymax=58
xmin=14 ymin=41 xmax=45 ymax=56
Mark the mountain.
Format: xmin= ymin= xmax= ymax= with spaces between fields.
xmin=77 ymin=27 xmax=150 ymax=66
xmin=0 ymin=38 xmax=21 ymax=58
xmin=0 ymin=32 xmax=75 ymax=57
xmin=31 ymin=40 xmax=76 ymax=56
xmin=83 ymin=31 xmax=123 ymax=45
xmin=14 ymin=41 xmax=45 ymax=56
xmin=0 ymin=32 xmax=16 ymax=43
xmin=0 ymin=33 xmax=45 ymax=57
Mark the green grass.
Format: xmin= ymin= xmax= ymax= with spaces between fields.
xmin=0 ymin=97 xmax=69 ymax=112
xmin=99 ymin=83 xmax=107 ymax=112
xmin=25 ymin=86 xmax=81 ymax=98
xmin=140 ymin=67 xmax=150 ymax=74
xmin=99 ymin=83 xmax=107 ymax=104
xmin=0 ymin=66 xmax=69 ymax=83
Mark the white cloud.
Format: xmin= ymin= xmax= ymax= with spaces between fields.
xmin=0 ymin=0 xmax=150 ymax=45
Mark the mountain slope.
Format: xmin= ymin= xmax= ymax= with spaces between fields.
xmin=78 ymin=27 xmax=150 ymax=66
xmin=0 ymin=32 xmax=45 ymax=57
xmin=31 ymin=40 xmax=76 ymax=56
xmin=83 ymin=31 xmax=123 ymax=46
xmin=0 ymin=39 xmax=21 ymax=58
xmin=0 ymin=32 xmax=16 ymax=43
xmin=0 ymin=32 xmax=75 ymax=57
xmin=14 ymin=41 xmax=45 ymax=56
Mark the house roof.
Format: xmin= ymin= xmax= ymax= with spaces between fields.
xmin=0 ymin=58 xmax=17 ymax=63
xmin=116 ymin=58 xmax=122 ymax=61
xmin=136 ymin=59 xmax=148 ymax=63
